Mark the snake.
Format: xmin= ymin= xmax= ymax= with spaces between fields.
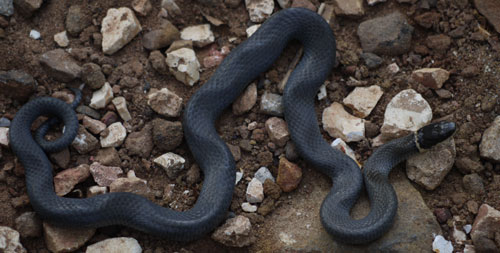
xmin=9 ymin=8 xmax=456 ymax=244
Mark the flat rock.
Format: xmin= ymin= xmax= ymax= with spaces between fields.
xmin=82 ymin=116 xmax=106 ymax=135
xmin=124 ymin=123 xmax=153 ymax=157
xmin=471 ymin=204 xmax=500 ymax=252
xmin=112 ymin=97 xmax=132 ymax=122
xmin=0 ymin=0 xmax=14 ymax=16
xmin=411 ymin=68 xmax=450 ymax=89
xmin=0 ymin=70 xmax=36 ymax=102
xmin=86 ymin=237 xmax=142 ymax=253
xmin=43 ymin=223 xmax=95 ymax=253
xmin=406 ymin=138 xmax=456 ymax=190
xmin=426 ymin=34 xmax=451 ymax=51
xmin=360 ymin=52 xmax=383 ymax=69
xmin=54 ymin=164 xmax=91 ymax=196
xmin=153 ymin=152 xmax=185 ymax=179
xmin=0 ymin=226 xmax=26 ymax=253
xmin=245 ymin=0 xmax=274 ymax=23
xmin=260 ymin=92 xmax=283 ymax=116
xmin=479 ymin=116 xmax=500 ymax=162
xmin=180 ymin=24 xmax=214 ymax=47
xmin=90 ymin=82 xmax=113 ymax=110
xmin=39 ymin=49 xmax=82 ymax=82
xmin=332 ymin=0 xmax=364 ymax=17
xmin=251 ymin=169 xmax=442 ymax=252
xmin=100 ymin=122 xmax=127 ymax=148
xmin=132 ymin=0 xmax=152 ymax=16
xmin=71 ymin=125 xmax=99 ymax=154
xmin=101 ymin=7 xmax=142 ymax=55
xmin=76 ymin=105 xmax=100 ymax=119
xmin=81 ymin=63 xmax=106 ymax=90
xmin=276 ymin=157 xmax=302 ymax=192
xmin=89 ymin=162 xmax=123 ymax=187
xmin=14 ymin=212 xmax=42 ymax=238
xmin=147 ymin=88 xmax=183 ymax=117
xmin=265 ymin=117 xmax=289 ymax=147
xmin=14 ymin=0 xmax=42 ymax=17
xmin=357 ymin=12 xmax=414 ymax=55
xmin=246 ymin=177 xmax=264 ymax=204
xmin=343 ymin=85 xmax=383 ymax=118
xmin=65 ymin=5 xmax=91 ymax=36
xmin=322 ymin=102 xmax=365 ymax=142
xmin=233 ymin=83 xmax=257 ymax=115
xmin=212 ymin=215 xmax=256 ymax=247
xmin=474 ymin=0 xmax=500 ymax=33
xmin=109 ymin=170 xmax=150 ymax=198
xmin=380 ymin=89 xmax=432 ymax=140
xmin=166 ymin=47 xmax=200 ymax=86
xmin=143 ymin=21 xmax=180 ymax=50
xmin=151 ymin=118 xmax=183 ymax=151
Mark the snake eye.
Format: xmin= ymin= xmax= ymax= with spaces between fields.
xmin=417 ymin=121 xmax=456 ymax=150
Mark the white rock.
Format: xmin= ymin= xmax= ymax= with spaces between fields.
xmin=380 ymin=89 xmax=432 ymax=140
xmin=432 ymin=235 xmax=453 ymax=253
xmin=406 ymin=138 xmax=455 ymax=190
xmin=387 ymin=62 xmax=400 ymax=74
xmin=154 ymin=152 xmax=186 ymax=179
xmin=146 ymin=88 xmax=183 ymax=117
xmin=265 ymin=117 xmax=289 ymax=147
xmin=89 ymin=82 xmax=113 ymax=109
xmin=161 ymin=0 xmax=181 ymax=17
xmin=29 ymin=29 xmax=40 ymax=40
xmin=367 ymin=0 xmax=387 ymax=5
xmin=411 ymin=68 xmax=450 ymax=89
xmin=479 ymin=116 xmax=500 ymax=162
xmin=0 ymin=226 xmax=27 ymax=253
xmin=100 ymin=122 xmax=127 ymax=148
xmin=235 ymin=171 xmax=243 ymax=185
xmin=453 ymin=224 xmax=466 ymax=244
xmin=166 ymin=47 xmax=200 ymax=86
xmin=331 ymin=138 xmax=359 ymax=165
xmin=112 ymin=97 xmax=132 ymax=122
xmin=0 ymin=127 xmax=9 ymax=147
xmin=85 ymin=237 xmax=142 ymax=253
xmin=246 ymin=178 xmax=264 ymax=204
xmin=317 ymin=83 xmax=327 ymax=100
xmin=131 ymin=0 xmax=152 ymax=16
xmin=211 ymin=215 xmax=254 ymax=247
xmin=463 ymin=245 xmax=475 ymax=253
xmin=254 ymin=167 xmax=274 ymax=183
xmin=53 ymin=31 xmax=69 ymax=47
xmin=246 ymin=24 xmax=261 ymax=37
xmin=180 ymin=24 xmax=214 ymax=48
xmin=241 ymin=202 xmax=258 ymax=213
xmin=87 ymin=186 xmax=108 ymax=198
xmin=333 ymin=0 xmax=365 ymax=16
xmin=276 ymin=0 xmax=291 ymax=8
xmin=343 ymin=85 xmax=383 ymax=118
xmin=464 ymin=224 xmax=472 ymax=234
xmin=245 ymin=0 xmax=274 ymax=23
xmin=322 ymin=102 xmax=365 ymax=142
xmin=101 ymin=7 xmax=142 ymax=55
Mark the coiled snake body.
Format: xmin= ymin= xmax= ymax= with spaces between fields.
xmin=9 ymin=8 xmax=455 ymax=244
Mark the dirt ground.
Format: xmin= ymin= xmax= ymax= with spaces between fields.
xmin=0 ymin=0 xmax=499 ymax=252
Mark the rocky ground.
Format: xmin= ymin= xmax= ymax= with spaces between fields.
xmin=0 ymin=0 xmax=499 ymax=252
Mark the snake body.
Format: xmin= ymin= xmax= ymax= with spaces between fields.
xmin=9 ymin=8 xmax=455 ymax=244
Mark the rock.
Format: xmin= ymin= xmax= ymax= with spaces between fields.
xmin=95 ymin=147 xmax=121 ymax=167
xmin=109 ymin=170 xmax=150 ymax=197
xmin=143 ymin=21 xmax=180 ymax=50
xmin=39 ymin=49 xmax=82 ymax=82
xmin=434 ymin=208 xmax=452 ymax=224
xmin=263 ymin=179 xmax=281 ymax=200
xmin=151 ymin=119 xmax=183 ymax=151
xmin=285 ymin=142 xmax=298 ymax=161
xmin=380 ymin=89 xmax=432 ymax=140
xmin=50 ymin=148 xmax=70 ymax=168
xmin=246 ymin=178 xmax=264 ymax=203
xmin=276 ymin=0 xmax=290 ymax=8
xmin=81 ymin=63 xmax=106 ymax=90
xmin=101 ymin=112 xmax=119 ymax=126
xmin=147 ymin=88 xmax=183 ymax=117
xmin=233 ymin=83 xmax=257 ymax=115
xmin=360 ymin=52 xmax=383 ymax=69
xmin=71 ymin=125 xmax=99 ymax=154
xmin=0 ymin=70 xmax=36 ymax=101
xmin=463 ymin=173 xmax=485 ymax=195
xmin=76 ymin=105 xmax=100 ymax=119
xmin=357 ymin=12 xmax=414 ymax=55
xmin=149 ymin=50 xmax=168 ymax=74
xmin=406 ymin=138 xmax=456 ymax=190
xmin=0 ymin=226 xmax=26 ymax=252
xmin=43 ymin=223 xmax=95 ymax=253
xmin=322 ymin=102 xmax=365 ymax=142
xmin=387 ymin=62 xmax=400 ymax=74
xmin=227 ymin=144 xmax=241 ymax=161
xmin=414 ymin=11 xmax=440 ymax=29
xmin=242 ymin=202 xmax=258 ymax=212
xmin=331 ymin=138 xmax=358 ymax=164
xmin=471 ymin=204 xmax=500 ymax=252
xmin=54 ymin=164 xmax=91 ymax=196
xmin=332 ymin=0 xmax=364 ymax=17
xmin=246 ymin=24 xmax=260 ymax=37
xmin=0 ymin=0 xmax=14 ymax=16
xmin=112 ymin=97 xmax=132 ymax=122
xmin=343 ymin=85 xmax=383 ymax=118
xmin=474 ymin=0 xmax=500 ymax=33
xmin=180 ymin=24 xmax=214 ymax=48
xmin=291 ymin=0 xmax=315 ymax=11
xmin=132 ymin=0 xmax=152 ymax=16
xmin=161 ymin=0 xmax=182 ymax=17
xmin=166 ymin=39 xmax=193 ymax=53
xmin=53 ymin=30 xmax=69 ymax=47
xmin=260 ymin=92 xmax=283 ymax=116
xmin=154 ymin=152 xmax=185 ymax=179
xmin=186 ymin=164 xmax=201 ymax=185
xmin=367 ymin=0 xmax=387 ymax=5
xmin=82 ymin=116 xmax=106 ymax=135
xmin=235 ymin=171 xmax=244 ymax=185
xmin=265 ymin=117 xmax=289 ymax=147
xmin=89 ymin=162 xmax=123 ymax=187
xmin=245 ymin=0 xmax=274 ymax=23
xmin=426 ymin=34 xmax=451 ymax=51
xmin=166 ymin=47 xmax=200 ymax=86
xmin=13 ymin=0 xmax=41 ymax=17
xmin=87 ymin=185 xmax=108 ymax=197
xmin=479 ymin=116 xmax=500 ymax=162
xmin=455 ymin=156 xmax=484 ymax=174
xmin=101 ymin=7 xmax=142 ymax=55
xmin=257 ymin=150 xmax=273 ymax=166
xmin=258 ymin=198 xmax=275 ymax=216
xmin=14 ymin=212 xmax=41 ymax=238
xmin=124 ymin=124 xmax=153 ymax=157
xmin=255 ymin=166 xmax=274 ymax=183
xmin=462 ymin=66 xmax=479 ymax=78
xmin=100 ymin=122 xmax=127 ymax=148
xmin=212 ymin=215 xmax=255 ymax=247
xmin=432 ymin=235 xmax=453 ymax=253
xmin=86 ymin=237 xmax=142 ymax=253
xmin=65 ymin=5 xmax=91 ymax=36
xmin=276 ymin=157 xmax=302 ymax=192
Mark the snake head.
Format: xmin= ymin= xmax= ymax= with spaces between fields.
xmin=416 ymin=121 xmax=456 ymax=150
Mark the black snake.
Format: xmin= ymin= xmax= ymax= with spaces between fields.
xmin=9 ymin=8 xmax=456 ymax=244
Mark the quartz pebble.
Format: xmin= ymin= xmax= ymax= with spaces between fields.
xmin=147 ymin=88 xmax=183 ymax=117
xmin=260 ymin=92 xmax=283 ymax=116
xmin=89 ymin=82 xmax=113 ymax=109
xmin=29 ymin=29 xmax=40 ymax=39
xmin=246 ymin=178 xmax=264 ymax=203
xmin=343 ymin=85 xmax=383 ymax=118
xmin=166 ymin=48 xmax=201 ymax=86
xmin=432 ymin=235 xmax=453 ymax=253
xmin=180 ymin=24 xmax=214 ymax=47
xmin=53 ymin=31 xmax=69 ymax=47
xmin=101 ymin=7 xmax=142 ymax=55
xmin=242 ymin=202 xmax=258 ymax=213
xmin=100 ymin=122 xmax=127 ymax=148
xmin=154 ymin=152 xmax=186 ymax=179
xmin=87 ymin=186 xmax=108 ymax=197
xmin=112 ymin=97 xmax=132 ymax=121
xmin=86 ymin=237 xmax=142 ymax=253
xmin=245 ymin=0 xmax=274 ymax=23
xmin=254 ymin=166 xmax=274 ymax=183
xmin=322 ymin=102 xmax=365 ymax=142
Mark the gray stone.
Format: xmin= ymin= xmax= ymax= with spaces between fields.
xmin=0 ymin=70 xmax=36 ymax=101
xmin=0 ymin=0 xmax=14 ymax=16
xmin=479 ymin=116 xmax=500 ymax=162
xmin=85 ymin=237 xmax=142 ymax=253
xmin=357 ymin=12 xmax=414 ymax=55
xmin=76 ymin=105 xmax=100 ymax=119
xmin=473 ymin=0 xmax=500 ymax=34
xmin=71 ymin=125 xmax=99 ymax=154
xmin=81 ymin=63 xmax=106 ymax=90
xmin=152 ymin=119 xmax=183 ymax=152
xmin=0 ymin=117 xmax=10 ymax=127
xmin=463 ymin=173 xmax=485 ymax=195
xmin=14 ymin=212 xmax=42 ymax=238
xmin=0 ymin=226 xmax=26 ymax=252
xmin=13 ymin=0 xmax=42 ymax=17
xmin=471 ymin=204 xmax=500 ymax=252
xmin=142 ymin=21 xmax=180 ymax=50
xmin=124 ymin=123 xmax=153 ymax=158
xmin=254 ymin=166 xmax=274 ymax=183
xmin=246 ymin=178 xmax=264 ymax=204
xmin=39 ymin=49 xmax=82 ymax=82
xmin=212 ymin=215 xmax=256 ymax=247
xmin=154 ymin=152 xmax=185 ymax=179
xmin=260 ymin=92 xmax=283 ymax=116
xmin=66 ymin=5 xmax=91 ymax=36
xmin=233 ymin=83 xmax=257 ymax=115
xmin=360 ymin=52 xmax=383 ymax=69
xmin=265 ymin=117 xmax=289 ymax=147
xmin=43 ymin=223 xmax=95 ymax=253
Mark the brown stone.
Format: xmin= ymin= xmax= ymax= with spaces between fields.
xmin=233 ymin=83 xmax=257 ymax=115
xmin=54 ymin=164 xmax=91 ymax=196
xmin=95 ymin=147 xmax=121 ymax=167
xmin=263 ymin=179 xmax=281 ymax=200
xmin=39 ymin=49 xmax=82 ymax=82
xmin=43 ymin=223 xmax=95 ymax=253
xmin=125 ymin=124 xmax=153 ymax=157
xmin=474 ymin=0 xmax=500 ymax=33
xmin=265 ymin=117 xmax=289 ymax=147
xmin=471 ymin=204 xmax=500 ymax=251
xmin=276 ymin=157 xmax=302 ymax=192
xmin=426 ymin=34 xmax=451 ymax=51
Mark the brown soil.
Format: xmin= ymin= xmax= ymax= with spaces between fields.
xmin=0 ymin=0 xmax=499 ymax=252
